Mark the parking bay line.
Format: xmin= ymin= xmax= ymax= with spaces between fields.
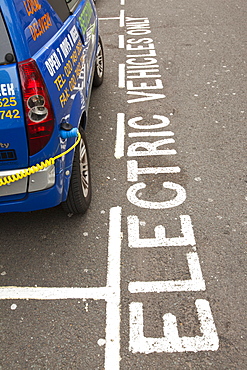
xmin=99 ymin=9 xmax=125 ymax=28
xmin=0 ymin=206 xmax=122 ymax=370
xmin=118 ymin=63 xmax=126 ymax=88
xmin=115 ymin=113 xmax=125 ymax=159
xmin=119 ymin=35 xmax=125 ymax=49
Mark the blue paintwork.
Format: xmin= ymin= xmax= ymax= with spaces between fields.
xmin=0 ymin=0 xmax=99 ymax=213
xmin=0 ymin=64 xmax=28 ymax=170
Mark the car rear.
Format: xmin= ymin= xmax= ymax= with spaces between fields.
xmin=0 ymin=9 xmax=30 ymax=202
xmin=0 ymin=0 xmax=99 ymax=213
xmin=0 ymin=1 xmax=60 ymax=212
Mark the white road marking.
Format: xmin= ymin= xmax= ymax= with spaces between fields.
xmin=99 ymin=17 xmax=120 ymax=21
xmin=127 ymin=138 xmax=177 ymax=157
xmin=129 ymin=299 xmax=219 ymax=353
xmin=127 ymin=160 xmax=180 ymax=182
xmin=127 ymin=91 xmax=166 ymax=103
xmin=118 ymin=63 xmax=126 ymax=88
xmin=0 ymin=286 xmax=110 ymax=300
xmin=99 ymin=9 xmax=125 ymax=28
xmin=128 ymin=252 xmax=206 ymax=293
xmin=120 ymin=9 xmax=125 ymax=27
xmin=119 ymin=35 xmax=125 ymax=49
xmin=121 ymin=10 xmax=218 ymax=358
xmin=115 ymin=113 xmax=125 ymax=159
xmin=0 ymin=207 xmax=122 ymax=370
xmin=120 ymin=0 xmax=125 ymax=5
xmin=127 ymin=64 xmax=160 ymax=69
xmin=127 ymin=69 xmax=161 ymax=79
xmin=128 ymin=131 xmax=174 ymax=137
xmin=128 ymin=115 xmax=170 ymax=130
xmin=127 ymin=182 xmax=187 ymax=209
xmin=105 ymin=206 xmax=122 ymax=370
xmin=127 ymin=215 xmax=196 ymax=248
xmin=127 ymin=79 xmax=163 ymax=90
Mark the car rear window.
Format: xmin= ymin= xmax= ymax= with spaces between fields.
xmin=0 ymin=12 xmax=15 ymax=65
xmin=46 ymin=0 xmax=71 ymax=21
xmin=66 ymin=0 xmax=80 ymax=11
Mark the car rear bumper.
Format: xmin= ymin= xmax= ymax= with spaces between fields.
xmin=0 ymin=165 xmax=55 ymax=197
xmin=0 ymin=182 xmax=62 ymax=213
xmin=0 ymin=164 xmax=71 ymax=213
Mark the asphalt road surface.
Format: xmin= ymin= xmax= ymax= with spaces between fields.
xmin=1 ymin=0 xmax=246 ymax=369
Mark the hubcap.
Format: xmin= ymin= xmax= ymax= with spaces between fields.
xmin=79 ymin=137 xmax=89 ymax=197
xmin=96 ymin=42 xmax=103 ymax=78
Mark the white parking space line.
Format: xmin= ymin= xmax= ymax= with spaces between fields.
xmin=115 ymin=113 xmax=125 ymax=159
xmin=99 ymin=17 xmax=120 ymax=20
xmin=118 ymin=63 xmax=126 ymax=88
xmin=0 ymin=286 xmax=109 ymax=300
xmin=119 ymin=35 xmax=125 ymax=49
xmin=99 ymin=10 xmax=125 ymax=28
xmin=0 ymin=207 xmax=122 ymax=370
xmin=105 ymin=206 xmax=122 ymax=369
xmin=120 ymin=9 xmax=125 ymax=27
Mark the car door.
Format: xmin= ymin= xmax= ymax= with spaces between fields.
xmin=21 ymin=0 xmax=97 ymax=164
xmin=65 ymin=0 xmax=98 ymax=97
xmin=0 ymin=8 xmax=29 ymax=198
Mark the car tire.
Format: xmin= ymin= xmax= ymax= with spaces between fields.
xmin=93 ymin=36 xmax=104 ymax=87
xmin=62 ymin=127 xmax=91 ymax=214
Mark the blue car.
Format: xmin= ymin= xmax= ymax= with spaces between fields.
xmin=0 ymin=0 xmax=104 ymax=213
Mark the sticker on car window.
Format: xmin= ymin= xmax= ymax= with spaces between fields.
xmin=22 ymin=0 xmax=53 ymax=42
xmin=44 ymin=26 xmax=85 ymax=108
xmin=28 ymin=13 xmax=53 ymax=42
xmin=78 ymin=0 xmax=93 ymax=34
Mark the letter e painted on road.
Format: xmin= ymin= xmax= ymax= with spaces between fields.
xmin=127 ymin=215 xmax=195 ymax=248
xmin=129 ymin=299 xmax=219 ymax=353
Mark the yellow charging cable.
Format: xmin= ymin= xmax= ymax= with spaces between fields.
xmin=0 ymin=131 xmax=81 ymax=187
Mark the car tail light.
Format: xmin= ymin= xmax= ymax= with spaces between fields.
xmin=18 ymin=59 xmax=54 ymax=156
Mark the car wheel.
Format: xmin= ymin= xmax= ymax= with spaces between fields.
xmin=93 ymin=36 xmax=104 ymax=87
xmin=62 ymin=127 xmax=91 ymax=214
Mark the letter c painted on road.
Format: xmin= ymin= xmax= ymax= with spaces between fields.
xmin=127 ymin=182 xmax=186 ymax=209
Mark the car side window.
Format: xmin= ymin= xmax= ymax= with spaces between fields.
xmin=0 ymin=12 xmax=15 ymax=65
xmin=65 ymin=0 xmax=81 ymax=11
xmin=46 ymin=0 xmax=71 ymax=22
